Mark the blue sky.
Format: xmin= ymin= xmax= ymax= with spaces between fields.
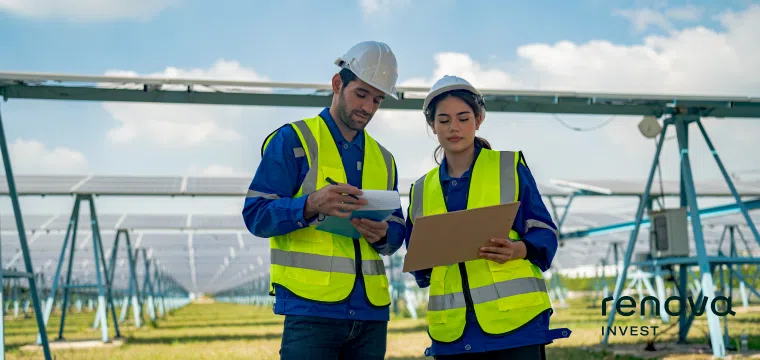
xmin=1 ymin=0 xmax=760 ymax=217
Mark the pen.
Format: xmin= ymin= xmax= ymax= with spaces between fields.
xmin=326 ymin=177 xmax=361 ymax=201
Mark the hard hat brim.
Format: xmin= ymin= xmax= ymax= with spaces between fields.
xmin=423 ymin=84 xmax=486 ymax=122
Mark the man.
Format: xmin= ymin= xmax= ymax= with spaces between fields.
xmin=242 ymin=41 xmax=406 ymax=360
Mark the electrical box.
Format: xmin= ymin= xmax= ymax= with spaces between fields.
xmin=634 ymin=252 xmax=651 ymax=263
xmin=649 ymin=207 xmax=690 ymax=258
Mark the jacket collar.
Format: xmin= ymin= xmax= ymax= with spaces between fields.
xmin=320 ymin=107 xmax=364 ymax=151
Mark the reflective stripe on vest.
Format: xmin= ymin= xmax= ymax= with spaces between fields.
xmin=261 ymin=115 xmax=394 ymax=306
xmin=270 ymin=249 xmax=386 ymax=276
xmin=428 ymin=277 xmax=548 ymax=311
xmin=408 ymin=149 xmax=553 ymax=343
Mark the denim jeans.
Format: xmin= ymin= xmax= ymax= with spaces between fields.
xmin=279 ymin=315 xmax=387 ymax=360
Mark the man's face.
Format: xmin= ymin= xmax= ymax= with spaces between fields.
xmin=336 ymin=78 xmax=386 ymax=131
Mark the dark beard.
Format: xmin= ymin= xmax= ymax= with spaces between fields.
xmin=337 ymin=90 xmax=371 ymax=131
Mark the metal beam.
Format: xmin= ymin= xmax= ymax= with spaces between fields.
xmin=0 ymin=103 xmax=52 ymax=360
xmin=2 ymin=74 xmax=760 ymax=117
xmin=560 ymin=198 xmax=760 ymax=239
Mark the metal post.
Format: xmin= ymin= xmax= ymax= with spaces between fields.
xmin=126 ymin=238 xmax=142 ymax=327
xmin=57 ymin=199 xmax=82 ymax=340
xmin=88 ymin=197 xmax=120 ymax=339
xmin=601 ymin=119 xmax=670 ymax=347
xmin=613 ymin=242 xmax=619 ymax=279
xmin=695 ymin=119 xmax=760 ymax=245
xmin=1 ymin=238 xmax=4 ymax=359
xmin=675 ymin=115 xmax=725 ymax=357
xmin=0 ymin=103 xmax=53 ymax=360
xmin=142 ymin=250 xmax=156 ymax=321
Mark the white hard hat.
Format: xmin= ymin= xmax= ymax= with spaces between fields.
xmin=335 ymin=41 xmax=399 ymax=100
xmin=423 ymin=75 xmax=486 ymax=121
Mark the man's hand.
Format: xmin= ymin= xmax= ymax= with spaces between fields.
xmin=479 ymin=238 xmax=527 ymax=264
xmin=351 ymin=218 xmax=388 ymax=243
xmin=304 ymin=184 xmax=367 ymax=219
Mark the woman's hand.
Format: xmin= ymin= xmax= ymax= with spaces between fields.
xmin=479 ymin=238 xmax=527 ymax=264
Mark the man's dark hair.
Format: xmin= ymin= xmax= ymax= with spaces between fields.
xmin=338 ymin=68 xmax=357 ymax=91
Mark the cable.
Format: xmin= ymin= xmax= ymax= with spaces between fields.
xmin=551 ymin=114 xmax=616 ymax=131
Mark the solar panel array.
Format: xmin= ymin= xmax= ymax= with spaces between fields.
xmin=551 ymin=178 xmax=760 ymax=197
xmin=1 ymin=229 xmax=270 ymax=294
xmin=0 ymin=214 xmax=244 ymax=231
xmin=5 ymin=174 xmax=759 ymax=199
xmin=75 ymin=175 xmax=184 ymax=195
xmin=2 ymin=204 xmax=757 ymax=294
xmin=0 ymin=175 xmax=86 ymax=195
xmin=0 ymin=174 xmax=578 ymax=197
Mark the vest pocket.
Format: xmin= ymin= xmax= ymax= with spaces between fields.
xmin=283 ymin=235 xmax=334 ymax=286
xmin=427 ymin=309 xmax=447 ymax=324
xmin=486 ymin=260 xmax=545 ymax=311
xmin=427 ymin=267 xmax=449 ymax=324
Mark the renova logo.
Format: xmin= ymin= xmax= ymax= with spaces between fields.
xmin=600 ymin=295 xmax=735 ymax=337
xmin=602 ymin=295 xmax=736 ymax=317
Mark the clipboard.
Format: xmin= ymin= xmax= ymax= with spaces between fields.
xmin=402 ymin=202 xmax=521 ymax=272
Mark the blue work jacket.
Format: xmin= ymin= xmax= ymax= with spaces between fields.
xmin=242 ymin=107 xmax=405 ymax=321
xmin=404 ymin=144 xmax=570 ymax=356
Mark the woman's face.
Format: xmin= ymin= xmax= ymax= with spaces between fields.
xmin=432 ymin=95 xmax=481 ymax=154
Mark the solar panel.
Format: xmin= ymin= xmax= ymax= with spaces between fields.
xmin=74 ymin=175 xmax=183 ymax=195
xmin=552 ymin=179 xmax=760 ymax=197
xmin=702 ymin=211 xmax=760 ymax=226
xmin=537 ymin=184 xmax=572 ymax=197
xmin=0 ymin=214 xmax=55 ymax=230
xmin=119 ymin=214 xmax=188 ymax=229
xmin=0 ymin=175 xmax=86 ymax=195
xmin=184 ymin=176 xmax=249 ymax=195
xmin=29 ymin=233 xmax=68 ymax=251
xmin=562 ymin=212 xmax=636 ymax=227
xmin=44 ymin=214 xmax=122 ymax=231
xmin=190 ymin=215 xmax=246 ymax=229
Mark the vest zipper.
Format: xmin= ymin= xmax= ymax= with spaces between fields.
xmin=458 ymin=262 xmax=475 ymax=312
xmin=354 ymin=238 xmax=362 ymax=278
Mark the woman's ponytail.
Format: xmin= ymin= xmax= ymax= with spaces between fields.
xmin=475 ymin=136 xmax=491 ymax=149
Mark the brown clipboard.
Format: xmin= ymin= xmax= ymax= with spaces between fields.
xmin=402 ymin=202 xmax=521 ymax=272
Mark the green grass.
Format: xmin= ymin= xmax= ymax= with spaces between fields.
xmin=3 ymin=296 xmax=760 ymax=359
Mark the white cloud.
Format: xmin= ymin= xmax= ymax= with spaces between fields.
xmin=0 ymin=138 xmax=88 ymax=174
xmin=367 ymin=4 xmax=760 ymax=185
xmin=614 ymin=4 xmax=705 ymax=33
xmin=0 ymin=0 xmax=177 ymax=21
xmin=102 ymin=59 xmax=269 ymax=148
xmin=360 ymin=0 xmax=411 ymax=18
xmin=402 ymin=52 xmax=525 ymax=89
xmin=514 ymin=5 xmax=760 ymax=95
xmin=615 ymin=8 xmax=673 ymax=33
xmin=665 ymin=5 xmax=704 ymax=21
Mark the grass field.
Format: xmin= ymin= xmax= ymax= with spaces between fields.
xmin=3 ymin=296 xmax=760 ymax=359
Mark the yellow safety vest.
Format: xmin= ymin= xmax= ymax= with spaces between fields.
xmin=409 ymin=149 xmax=552 ymax=343
xmin=259 ymin=114 xmax=397 ymax=307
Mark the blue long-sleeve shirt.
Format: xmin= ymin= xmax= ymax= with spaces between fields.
xmin=404 ymin=144 xmax=569 ymax=357
xmin=243 ymin=107 xmax=405 ymax=322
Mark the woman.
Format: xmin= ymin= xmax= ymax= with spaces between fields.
xmin=404 ymin=75 xmax=570 ymax=359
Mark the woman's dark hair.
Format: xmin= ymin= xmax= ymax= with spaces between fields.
xmin=425 ymin=89 xmax=490 ymax=164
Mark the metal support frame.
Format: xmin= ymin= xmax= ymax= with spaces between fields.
xmin=214 ymin=273 xmax=274 ymax=306
xmin=107 ymin=229 xmax=142 ymax=328
xmin=138 ymin=248 xmax=157 ymax=323
xmin=601 ymin=114 xmax=760 ymax=358
xmin=37 ymin=194 xmax=121 ymax=343
xmin=0 ymin=103 xmax=52 ymax=359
